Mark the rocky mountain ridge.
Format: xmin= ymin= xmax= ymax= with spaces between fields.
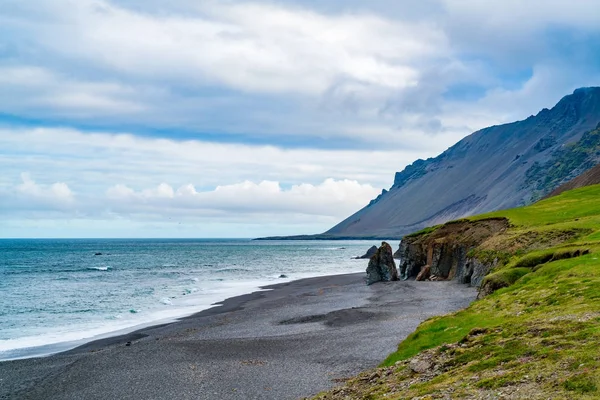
xmin=323 ymin=87 xmax=600 ymax=238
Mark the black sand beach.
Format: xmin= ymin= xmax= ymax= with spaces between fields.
xmin=0 ymin=273 xmax=476 ymax=400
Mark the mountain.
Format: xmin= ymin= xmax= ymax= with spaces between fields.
xmin=321 ymin=87 xmax=600 ymax=238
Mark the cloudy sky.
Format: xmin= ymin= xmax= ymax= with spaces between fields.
xmin=1 ymin=0 xmax=599 ymax=238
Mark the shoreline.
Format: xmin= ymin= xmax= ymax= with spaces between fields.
xmin=61 ymin=279 xmax=280 ymax=356
xmin=0 ymin=273 xmax=361 ymax=362
xmin=0 ymin=270 xmax=365 ymax=362
xmin=0 ymin=273 xmax=477 ymax=400
xmin=0 ymin=280 xmax=275 ymax=362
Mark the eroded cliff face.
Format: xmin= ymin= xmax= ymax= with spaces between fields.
xmin=397 ymin=218 xmax=509 ymax=286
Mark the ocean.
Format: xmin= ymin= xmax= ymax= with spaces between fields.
xmin=0 ymin=239 xmax=380 ymax=361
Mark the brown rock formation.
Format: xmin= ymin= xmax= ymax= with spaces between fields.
xmin=397 ymin=218 xmax=509 ymax=285
xmin=415 ymin=265 xmax=431 ymax=281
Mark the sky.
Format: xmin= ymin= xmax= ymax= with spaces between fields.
xmin=1 ymin=0 xmax=600 ymax=238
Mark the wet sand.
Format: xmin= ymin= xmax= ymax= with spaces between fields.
xmin=0 ymin=273 xmax=476 ymax=400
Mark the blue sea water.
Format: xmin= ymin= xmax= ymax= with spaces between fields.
xmin=0 ymin=239 xmax=379 ymax=361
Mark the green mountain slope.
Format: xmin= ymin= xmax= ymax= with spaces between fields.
xmin=313 ymin=184 xmax=600 ymax=399
xmin=544 ymin=161 xmax=600 ymax=199
xmin=524 ymin=123 xmax=600 ymax=201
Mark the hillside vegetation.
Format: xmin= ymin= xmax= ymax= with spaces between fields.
xmin=313 ymin=184 xmax=600 ymax=399
xmin=524 ymin=123 xmax=600 ymax=202
xmin=545 ymin=163 xmax=600 ymax=199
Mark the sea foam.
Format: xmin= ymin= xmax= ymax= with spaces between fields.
xmin=88 ymin=266 xmax=112 ymax=271
xmin=0 ymin=238 xmax=369 ymax=361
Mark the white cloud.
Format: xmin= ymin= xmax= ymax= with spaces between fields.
xmin=0 ymin=127 xmax=404 ymax=235
xmin=1 ymin=0 xmax=600 ymax=237
xmin=0 ymin=66 xmax=145 ymax=116
xmin=104 ymin=178 xmax=379 ymax=218
xmin=0 ymin=173 xmax=76 ymax=215
xmin=0 ymin=126 xmax=434 ymax=191
xmin=16 ymin=173 xmax=74 ymax=202
xmin=1 ymin=171 xmax=379 ymax=236
xmin=0 ymin=0 xmax=457 ymax=143
xmin=1 ymin=0 xmax=599 ymax=146
xmin=3 ymin=0 xmax=445 ymax=95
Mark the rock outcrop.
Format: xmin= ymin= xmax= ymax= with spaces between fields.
xmin=366 ymin=242 xmax=399 ymax=285
xmin=397 ymin=218 xmax=509 ymax=286
xmin=354 ymin=245 xmax=378 ymax=259
xmin=415 ymin=265 xmax=431 ymax=281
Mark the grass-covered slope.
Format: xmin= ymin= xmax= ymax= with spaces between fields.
xmin=313 ymin=184 xmax=600 ymax=399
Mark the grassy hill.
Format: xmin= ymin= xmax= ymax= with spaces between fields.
xmin=313 ymin=184 xmax=600 ymax=399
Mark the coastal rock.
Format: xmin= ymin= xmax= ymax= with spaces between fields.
xmin=354 ymin=245 xmax=378 ymax=259
xmin=366 ymin=242 xmax=399 ymax=285
xmin=415 ymin=265 xmax=431 ymax=281
xmin=398 ymin=218 xmax=509 ymax=283
xmin=397 ymin=240 xmax=426 ymax=279
xmin=458 ymin=258 xmax=498 ymax=287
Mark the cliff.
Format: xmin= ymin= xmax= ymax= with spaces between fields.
xmin=396 ymin=218 xmax=509 ymax=286
xmin=324 ymin=87 xmax=600 ymax=238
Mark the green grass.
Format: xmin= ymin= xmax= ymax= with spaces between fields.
xmin=314 ymin=184 xmax=600 ymax=399
xmin=479 ymin=267 xmax=530 ymax=293
xmin=477 ymin=184 xmax=600 ymax=227
xmin=403 ymin=224 xmax=440 ymax=238
xmin=381 ymin=311 xmax=503 ymax=366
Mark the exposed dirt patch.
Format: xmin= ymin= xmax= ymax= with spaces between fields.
xmin=411 ymin=218 xmax=510 ymax=247
xmin=480 ymin=228 xmax=592 ymax=253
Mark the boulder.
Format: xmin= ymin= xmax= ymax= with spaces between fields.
xmin=354 ymin=245 xmax=378 ymax=259
xmin=366 ymin=242 xmax=399 ymax=285
xmin=409 ymin=358 xmax=433 ymax=374
xmin=416 ymin=265 xmax=431 ymax=281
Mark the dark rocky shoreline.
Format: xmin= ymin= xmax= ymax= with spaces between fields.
xmin=0 ymin=273 xmax=476 ymax=400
